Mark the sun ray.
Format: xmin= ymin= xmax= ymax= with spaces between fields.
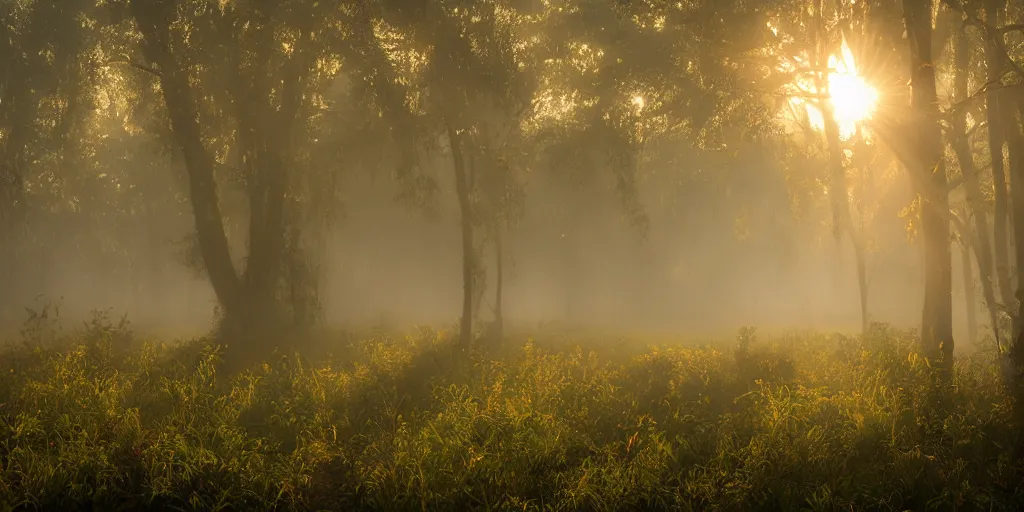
xmin=784 ymin=38 xmax=877 ymax=141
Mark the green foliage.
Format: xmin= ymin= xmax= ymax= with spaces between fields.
xmin=0 ymin=322 xmax=1020 ymax=511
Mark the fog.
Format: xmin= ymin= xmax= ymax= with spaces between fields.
xmin=2 ymin=139 xmax=959 ymax=344
xmin=4 ymin=0 xmax=1001 ymax=365
xmin=324 ymin=145 xmax=930 ymax=336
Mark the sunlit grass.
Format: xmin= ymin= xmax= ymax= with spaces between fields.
xmin=0 ymin=312 xmax=1019 ymax=510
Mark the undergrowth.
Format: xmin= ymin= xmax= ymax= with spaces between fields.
xmin=0 ymin=312 xmax=1021 ymax=511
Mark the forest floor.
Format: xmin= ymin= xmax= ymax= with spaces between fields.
xmin=0 ymin=312 xmax=1022 ymax=511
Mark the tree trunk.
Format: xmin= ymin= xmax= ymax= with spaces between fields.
xmin=233 ymin=21 xmax=312 ymax=335
xmin=0 ymin=89 xmax=31 ymax=314
xmin=493 ymin=224 xmax=505 ymax=342
xmin=131 ymin=0 xmax=314 ymax=351
xmin=854 ymin=234 xmax=869 ymax=332
xmin=238 ymin=26 xmax=311 ymax=324
xmin=821 ymin=111 xmax=870 ymax=332
xmin=1006 ymin=102 xmax=1024 ymax=368
xmin=903 ymin=0 xmax=954 ymax=372
xmin=1010 ymin=107 xmax=1024 ymax=333
xmin=131 ymin=0 xmax=243 ymax=317
xmin=0 ymin=99 xmax=29 ymax=225
xmin=448 ymin=122 xmax=474 ymax=348
xmin=983 ymin=0 xmax=1015 ymax=313
xmin=1005 ymin=88 xmax=1024 ymax=442
xmin=961 ymin=240 xmax=978 ymax=343
xmin=562 ymin=191 xmax=582 ymax=324
xmin=813 ymin=0 xmax=869 ymax=333
xmin=952 ymin=14 xmax=1001 ymax=348
xmin=236 ymin=124 xmax=290 ymax=328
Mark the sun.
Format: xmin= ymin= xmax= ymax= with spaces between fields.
xmin=787 ymin=38 xmax=877 ymax=140
xmin=825 ymin=40 xmax=877 ymax=138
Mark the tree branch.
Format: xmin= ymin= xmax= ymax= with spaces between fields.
xmin=998 ymin=24 xmax=1024 ymax=35
xmin=942 ymin=0 xmax=1024 ymax=80
xmin=941 ymin=74 xmax=1023 ymax=120
xmin=102 ymin=57 xmax=162 ymax=78
xmin=965 ymin=120 xmax=988 ymax=140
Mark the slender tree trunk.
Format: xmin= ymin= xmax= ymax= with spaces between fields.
xmin=854 ymin=235 xmax=869 ymax=332
xmin=983 ymin=0 xmax=1014 ymax=312
xmin=448 ymin=123 xmax=474 ymax=348
xmin=961 ymin=240 xmax=979 ymax=343
xmin=822 ymin=112 xmax=870 ymax=332
xmin=1001 ymin=86 xmax=1024 ymax=440
xmin=813 ymin=0 xmax=870 ymax=333
xmin=562 ymin=191 xmax=582 ymax=324
xmin=493 ymin=225 xmax=505 ymax=342
xmin=1006 ymin=103 xmax=1024 ymax=368
xmin=148 ymin=217 xmax=163 ymax=315
xmin=903 ymin=0 xmax=954 ymax=372
xmin=951 ymin=15 xmax=1002 ymax=348
xmin=1010 ymin=116 xmax=1024 ymax=337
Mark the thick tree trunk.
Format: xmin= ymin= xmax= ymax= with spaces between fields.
xmin=236 ymin=27 xmax=310 ymax=327
xmin=448 ymin=123 xmax=475 ymax=348
xmin=952 ymin=16 xmax=1001 ymax=348
xmin=904 ymin=0 xmax=954 ymax=372
xmin=236 ymin=126 xmax=289 ymax=327
xmin=131 ymin=0 xmax=243 ymax=317
xmin=983 ymin=0 xmax=1015 ymax=312
xmin=131 ymin=0 xmax=313 ymax=344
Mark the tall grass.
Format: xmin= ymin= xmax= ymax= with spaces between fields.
xmin=0 ymin=312 xmax=1021 ymax=511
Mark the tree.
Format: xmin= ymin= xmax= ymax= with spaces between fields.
xmin=123 ymin=0 xmax=425 ymax=346
xmin=475 ymin=122 xmax=529 ymax=343
xmin=943 ymin=1 xmax=1000 ymax=347
xmin=903 ymin=0 xmax=954 ymax=371
xmin=371 ymin=0 xmax=538 ymax=347
xmin=750 ymin=0 xmax=881 ymax=332
xmin=0 ymin=0 xmax=98 ymax=315
xmin=981 ymin=0 xmax=1015 ymax=314
xmin=126 ymin=0 xmax=302 ymax=340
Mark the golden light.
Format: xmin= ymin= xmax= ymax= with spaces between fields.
xmin=786 ymin=38 xmax=877 ymax=141
xmin=631 ymin=95 xmax=645 ymax=111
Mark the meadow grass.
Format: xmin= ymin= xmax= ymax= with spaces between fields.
xmin=0 ymin=310 xmax=1021 ymax=511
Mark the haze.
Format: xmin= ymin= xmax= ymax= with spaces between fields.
xmin=0 ymin=0 xmax=1002 ymax=355
xmin=0 ymin=145 xmax=934 ymax=340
